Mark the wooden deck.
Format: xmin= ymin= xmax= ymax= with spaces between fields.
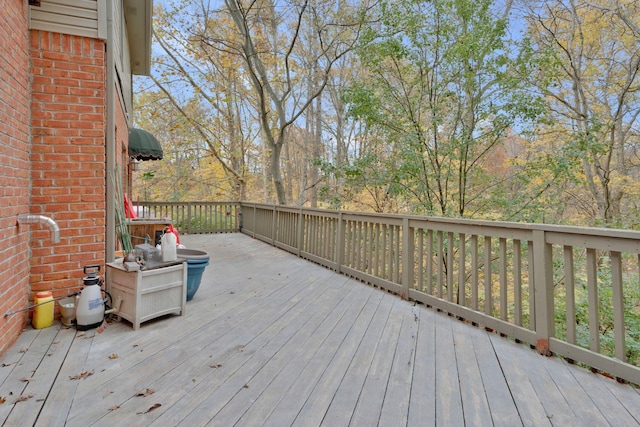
xmin=2 ymin=233 xmax=640 ymax=426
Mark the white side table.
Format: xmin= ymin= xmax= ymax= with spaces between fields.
xmin=106 ymin=260 xmax=187 ymax=330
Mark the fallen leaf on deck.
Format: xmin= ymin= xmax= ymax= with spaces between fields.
xmin=19 ymin=347 xmax=28 ymax=353
xmin=137 ymin=403 xmax=161 ymax=414
xmin=0 ymin=396 xmax=6 ymax=404
xmin=1 ymin=362 xmax=17 ymax=367
xmin=20 ymin=377 xmax=33 ymax=382
xmin=136 ymin=388 xmax=155 ymax=397
xmin=69 ymin=370 xmax=94 ymax=380
xmin=14 ymin=393 xmax=33 ymax=403
xmin=243 ymin=384 xmax=249 ymax=389
xmin=109 ymin=405 xmax=120 ymax=411
xmin=108 ymin=353 xmax=119 ymax=359
xmin=209 ymin=362 xmax=223 ymax=368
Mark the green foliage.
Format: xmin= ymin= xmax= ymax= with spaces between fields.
xmin=554 ymin=252 xmax=640 ymax=366
xmin=344 ymin=0 xmax=547 ymax=218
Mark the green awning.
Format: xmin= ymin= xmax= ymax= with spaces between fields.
xmin=128 ymin=128 xmax=163 ymax=161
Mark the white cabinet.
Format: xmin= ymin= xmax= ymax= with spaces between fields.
xmin=106 ymin=261 xmax=187 ymax=330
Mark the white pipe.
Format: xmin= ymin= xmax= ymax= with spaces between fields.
xmin=17 ymin=214 xmax=60 ymax=243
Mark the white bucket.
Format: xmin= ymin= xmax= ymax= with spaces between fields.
xmin=59 ymin=297 xmax=76 ymax=327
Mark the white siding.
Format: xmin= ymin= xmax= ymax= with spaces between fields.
xmin=29 ymin=0 xmax=103 ymax=40
xmin=113 ymin=0 xmax=133 ymax=119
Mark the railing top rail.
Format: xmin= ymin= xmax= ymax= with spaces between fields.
xmin=141 ymin=201 xmax=241 ymax=206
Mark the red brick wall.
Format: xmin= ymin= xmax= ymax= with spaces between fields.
xmin=0 ymin=0 xmax=31 ymax=355
xmin=28 ymin=30 xmax=107 ymax=309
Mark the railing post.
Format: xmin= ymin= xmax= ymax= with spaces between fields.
xmin=336 ymin=212 xmax=344 ymax=274
xmin=533 ymin=229 xmax=554 ymax=349
xmin=401 ymin=217 xmax=413 ymax=299
xmin=296 ymin=208 xmax=304 ymax=256
xmin=187 ymin=202 xmax=192 ymax=235
xmin=271 ymin=205 xmax=277 ymax=246
xmin=252 ymin=203 xmax=256 ymax=236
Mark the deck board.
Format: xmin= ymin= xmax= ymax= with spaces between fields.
xmin=434 ymin=310 xmax=465 ymax=426
xmin=2 ymin=233 xmax=640 ymax=426
xmin=469 ymin=325 xmax=521 ymax=426
xmin=407 ymin=305 xmax=437 ymax=426
xmin=347 ymin=298 xmax=406 ymax=427
xmin=451 ymin=319 xmax=493 ymax=426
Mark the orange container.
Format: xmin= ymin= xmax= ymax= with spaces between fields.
xmin=32 ymin=291 xmax=54 ymax=329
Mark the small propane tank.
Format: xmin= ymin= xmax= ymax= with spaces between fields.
xmin=162 ymin=229 xmax=177 ymax=262
xmin=32 ymin=291 xmax=54 ymax=329
xmin=76 ymin=265 xmax=105 ymax=331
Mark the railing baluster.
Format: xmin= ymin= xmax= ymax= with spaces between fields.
xmin=484 ymin=236 xmax=492 ymax=316
xmin=373 ymin=222 xmax=380 ymax=278
xmin=611 ymin=251 xmax=625 ymax=361
xmin=402 ymin=218 xmax=413 ymax=298
xmin=364 ymin=222 xmax=370 ymax=274
xmin=381 ymin=224 xmax=387 ymax=280
xmin=437 ymin=231 xmax=444 ymax=299
xmin=388 ymin=225 xmax=393 ymax=283
xmin=500 ymin=238 xmax=507 ymax=321
xmin=393 ymin=225 xmax=402 ymax=283
xmin=513 ymin=240 xmax=522 ymax=327
xmin=458 ymin=233 xmax=466 ymax=306
xmin=336 ymin=212 xmax=344 ymax=273
xmin=417 ymin=229 xmax=424 ymax=292
xmin=356 ymin=221 xmax=363 ymax=272
xmin=426 ymin=229 xmax=433 ymax=296
xmin=447 ymin=232 xmax=454 ymax=301
xmin=471 ymin=235 xmax=478 ymax=310
xmin=528 ymin=240 xmax=535 ymax=331
xmin=564 ymin=246 xmax=576 ymax=345
xmin=586 ymin=248 xmax=600 ymax=353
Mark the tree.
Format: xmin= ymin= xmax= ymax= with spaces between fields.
xmin=222 ymin=0 xmax=370 ymax=204
xmin=132 ymin=91 xmax=231 ymax=202
xmin=343 ymin=0 xmax=546 ymax=218
xmin=150 ymin=1 xmax=261 ymax=201
xmin=524 ymin=0 xmax=640 ymax=227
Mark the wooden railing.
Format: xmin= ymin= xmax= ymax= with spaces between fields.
xmin=140 ymin=200 xmax=640 ymax=384
xmin=137 ymin=201 xmax=240 ymax=234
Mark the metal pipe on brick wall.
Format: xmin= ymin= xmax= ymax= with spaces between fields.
xmin=17 ymin=214 xmax=60 ymax=243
